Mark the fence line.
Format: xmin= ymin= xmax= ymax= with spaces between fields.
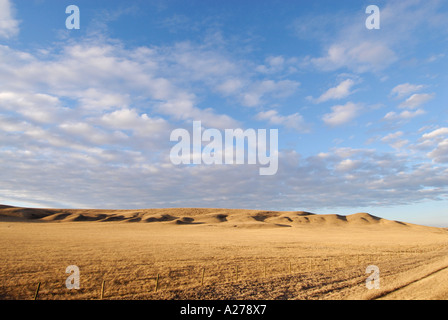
xmin=25 ymin=249 xmax=444 ymax=300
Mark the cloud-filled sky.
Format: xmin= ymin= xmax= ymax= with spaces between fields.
xmin=1 ymin=0 xmax=448 ymax=226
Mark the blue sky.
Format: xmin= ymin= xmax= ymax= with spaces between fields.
xmin=1 ymin=0 xmax=448 ymax=226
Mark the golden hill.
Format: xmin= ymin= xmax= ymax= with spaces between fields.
xmin=0 ymin=204 xmax=433 ymax=230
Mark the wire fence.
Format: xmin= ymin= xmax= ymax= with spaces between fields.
xmin=15 ymin=246 xmax=445 ymax=300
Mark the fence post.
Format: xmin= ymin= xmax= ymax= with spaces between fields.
xmin=34 ymin=282 xmax=41 ymax=300
xmin=100 ymin=280 xmax=105 ymax=300
xmin=155 ymin=274 xmax=159 ymax=292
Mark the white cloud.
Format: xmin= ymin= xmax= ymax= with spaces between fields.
xmin=216 ymin=78 xmax=244 ymax=96
xmin=314 ymin=79 xmax=355 ymax=103
xmin=241 ymin=80 xmax=300 ymax=107
xmin=418 ymin=128 xmax=448 ymax=161
xmin=0 ymin=114 xmax=32 ymax=132
xmin=422 ymin=127 xmax=448 ymax=139
xmin=0 ymin=0 xmax=19 ymax=39
xmin=0 ymin=91 xmax=66 ymax=123
xmin=77 ymin=89 xmax=131 ymax=111
xmin=2 ymin=139 xmax=447 ymax=210
xmin=335 ymin=159 xmax=360 ymax=172
xmin=382 ymin=131 xmax=404 ymax=141
xmin=1 ymin=39 xmax=243 ymax=129
xmin=59 ymin=122 xmax=128 ymax=146
xmin=390 ymin=83 xmax=424 ymax=99
xmin=100 ymin=108 xmax=168 ymax=136
xmin=399 ymin=93 xmax=434 ymax=109
xmin=381 ymin=131 xmax=409 ymax=149
xmin=384 ymin=109 xmax=426 ymax=121
xmin=322 ymin=102 xmax=360 ymax=126
xmin=306 ymin=0 xmax=448 ymax=75
xmin=311 ymin=41 xmax=397 ymax=73
xmin=427 ymin=139 xmax=448 ymax=163
xmin=256 ymin=56 xmax=285 ymax=74
xmin=157 ymin=96 xmax=239 ymax=129
xmin=255 ymin=109 xmax=309 ymax=132
xmin=163 ymin=41 xmax=241 ymax=85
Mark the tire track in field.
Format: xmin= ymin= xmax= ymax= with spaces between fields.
xmin=373 ymin=264 xmax=448 ymax=300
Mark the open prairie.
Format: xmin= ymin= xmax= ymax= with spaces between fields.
xmin=1 ymin=205 xmax=447 ymax=300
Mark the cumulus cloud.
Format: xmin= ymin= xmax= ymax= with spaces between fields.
xmin=384 ymin=109 xmax=426 ymax=121
xmin=0 ymin=0 xmax=19 ymax=39
xmin=390 ymin=83 xmax=424 ymax=99
xmin=157 ymin=97 xmax=239 ymax=130
xmin=77 ymin=89 xmax=131 ymax=111
xmin=399 ymin=93 xmax=434 ymax=109
xmin=422 ymin=127 xmax=448 ymax=139
xmin=216 ymin=78 xmax=244 ymax=96
xmin=255 ymin=56 xmax=290 ymax=74
xmin=427 ymin=139 xmax=448 ymax=163
xmin=100 ymin=108 xmax=168 ymax=136
xmin=0 ymin=39 xmax=244 ymax=129
xmin=314 ymin=79 xmax=356 ymax=103
xmin=241 ymin=80 xmax=300 ymax=107
xmin=0 ymin=91 xmax=66 ymax=124
xmin=311 ymin=42 xmax=397 ymax=73
xmin=167 ymin=41 xmax=240 ymax=82
xmin=306 ymin=0 xmax=448 ymax=74
xmin=255 ymin=109 xmax=309 ymax=132
xmin=383 ymin=90 xmax=433 ymax=124
xmin=421 ymin=127 xmax=448 ymax=164
xmin=335 ymin=158 xmax=360 ymax=172
xmin=2 ymin=140 xmax=447 ymax=210
xmin=59 ymin=122 xmax=129 ymax=146
xmin=381 ymin=131 xmax=409 ymax=149
xmin=322 ymin=102 xmax=361 ymax=126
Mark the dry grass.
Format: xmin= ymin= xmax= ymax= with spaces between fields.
xmin=0 ymin=205 xmax=447 ymax=300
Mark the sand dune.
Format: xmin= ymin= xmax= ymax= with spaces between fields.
xmin=0 ymin=204 xmax=437 ymax=232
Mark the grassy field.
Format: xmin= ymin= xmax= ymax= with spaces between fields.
xmin=1 ymin=205 xmax=447 ymax=300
